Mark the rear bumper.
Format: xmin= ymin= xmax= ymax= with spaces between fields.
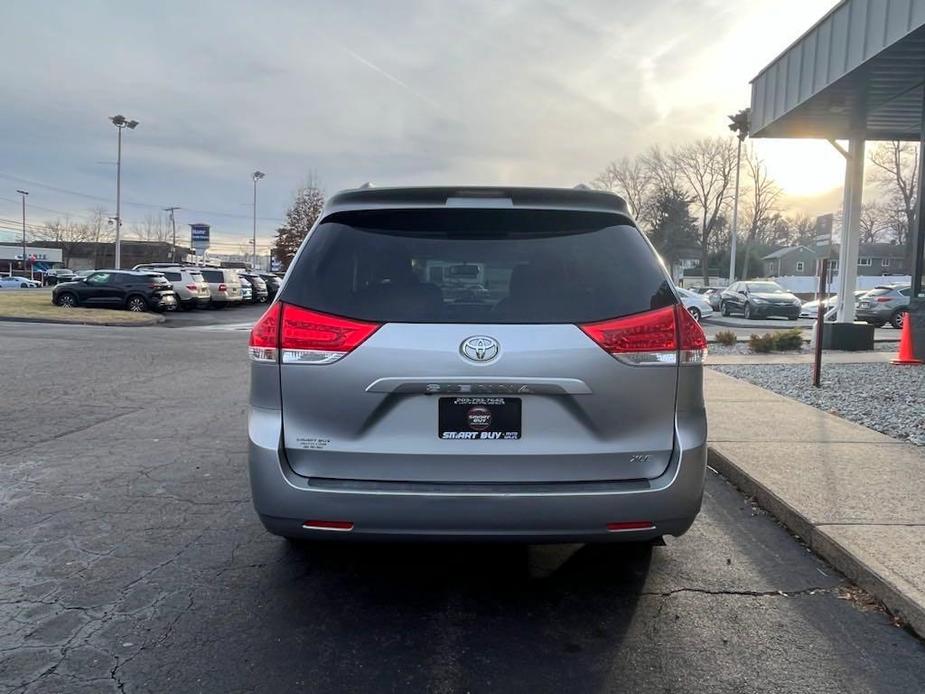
xmin=247 ymin=407 xmax=707 ymax=543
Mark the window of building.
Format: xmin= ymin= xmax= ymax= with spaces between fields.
xmin=881 ymin=257 xmax=891 ymax=267
xmin=858 ymin=257 xmax=872 ymax=266
xmin=795 ymin=261 xmax=805 ymax=272
xmin=827 ymin=259 xmax=838 ymax=272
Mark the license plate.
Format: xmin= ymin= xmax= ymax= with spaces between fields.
xmin=439 ymin=397 xmax=521 ymax=440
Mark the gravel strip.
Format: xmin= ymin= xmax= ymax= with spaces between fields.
xmin=711 ymin=363 xmax=925 ymax=446
xmin=707 ymin=342 xmax=897 ymax=356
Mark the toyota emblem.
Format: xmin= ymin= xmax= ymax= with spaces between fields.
xmin=460 ymin=336 xmax=499 ymax=362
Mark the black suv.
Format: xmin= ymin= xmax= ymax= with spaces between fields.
xmin=238 ymin=272 xmax=269 ymax=303
xmin=52 ymin=270 xmax=178 ymax=312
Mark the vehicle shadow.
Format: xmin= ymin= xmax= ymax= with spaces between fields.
xmin=269 ymin=540 xmax=655 ymax=691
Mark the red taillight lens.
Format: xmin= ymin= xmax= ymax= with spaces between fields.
xmin=579 ymin=304 xmax=706 ymax=366
xmin=218 ymin=283 xmax=227 ymax=292
xmin=280 ymin=304 xmax=381 ymax=365
xmin=876 ymin=296 xmax=892 ymax=303
xmin=186 ymin=284 xmax=198 ymax=291
xmin=302 ymin=520 xmax=354 ymax=531
xmin=248 ymin=302 xmax=281 ymax=362
xmin=607 ymin=521 xmax=656 ymax=532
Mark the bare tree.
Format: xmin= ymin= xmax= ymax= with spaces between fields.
xmin=868 ymin=141 xmax=918 ymax=250
xmin=132 ymin=213 xmax=170 ymax=242
xmin=858 ymin=202 xmax=890 ymax=245
xmin=33 ymin=217 xmax=91 ymax=266
xmin=592 ymin=156 xmax=652 ymax=222
xmin=672 ymin=137 xmax=737 ymax=284
xmin=738 ymin=150 xmax=782 ymax=278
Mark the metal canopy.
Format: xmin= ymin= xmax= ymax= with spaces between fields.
xmin=751 ymin=0 xmax=925 ymax=140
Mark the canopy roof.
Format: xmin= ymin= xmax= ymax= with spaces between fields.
xmin=751 ymin=0 xmax=925 ymax=140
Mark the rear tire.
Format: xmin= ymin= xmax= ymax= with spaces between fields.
xmin=688 ymin=307 xmax=701 ymax=322
xmin=721 ymin=302 xmax=730 ymax=317
xmin=890 ymin=310 xmax=906 ymax=330
xmin=743 ymin=303 xmax=753 ymax=320
xmin=56 ymin=292 xmax=77 ymax=308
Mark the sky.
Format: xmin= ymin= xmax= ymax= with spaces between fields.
xmin=0 ymin=0 xmax=843 ymax=252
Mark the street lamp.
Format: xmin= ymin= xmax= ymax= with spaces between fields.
xmin=16 ymin=190 xmax=28 ymax=278
xmin=727 ymin=108 xmax=750 ymax=283
xmin=252 ymin=171 xmax=265 ymax=270
xmin=110 ymin=114 xmax=139 ymax=269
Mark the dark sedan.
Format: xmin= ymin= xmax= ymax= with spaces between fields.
xmin=52 ymin=270 xmax=178 ymax=312
xmin=719 ymin=280 xmax=801 ymax=320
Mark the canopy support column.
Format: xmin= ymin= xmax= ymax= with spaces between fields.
xmin=834 ymin=136 xmax=865 ymax=323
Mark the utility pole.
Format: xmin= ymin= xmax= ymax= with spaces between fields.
xmin=109 ymin=115 xmax=139 ymax=269
xmin=252 ymin=171 xmax=265 ymax=270
xmin=16 ymin=190 xmax=28 ymax=278
xmin=727 ymin=108 xmax=750 ymax=283
xmin=164 ymin=207 xmax=180 ymax=262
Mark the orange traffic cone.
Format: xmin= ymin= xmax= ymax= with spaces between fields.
xmin=892 ymin=312 xmax=923 ymax=365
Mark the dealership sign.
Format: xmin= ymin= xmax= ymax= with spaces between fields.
xmin=189 ymin=223 xmax=210 ymax=254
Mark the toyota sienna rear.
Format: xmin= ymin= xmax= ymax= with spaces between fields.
xmin=248 ymin=187 xmax=707 ymax=542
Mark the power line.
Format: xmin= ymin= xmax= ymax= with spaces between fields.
xmin=0 ymin=172 xmax=284 ymax=223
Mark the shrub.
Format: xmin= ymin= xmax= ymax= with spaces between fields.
xmin=749 ymin=333 xmax=776 ymax=353
xmin=773 ymin=328 xmax=804 ymax=351
xmin=714 ymin=330 xmax=737 ymax=347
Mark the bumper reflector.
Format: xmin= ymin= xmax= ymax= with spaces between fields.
xmin=606 ymin=521 xmax=656 ymax=532
xmin=302 ymin=520 xmax=354 ymax=532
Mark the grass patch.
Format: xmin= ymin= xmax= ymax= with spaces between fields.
xmin=0 ymin=289 xmax=161 ymax=326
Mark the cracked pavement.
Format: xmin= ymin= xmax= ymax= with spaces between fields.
xmin=1 ymin=321 xmax=924 ymax=693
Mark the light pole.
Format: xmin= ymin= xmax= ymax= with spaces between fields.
xmin=164 ymin=207 xmax=180 ymax=262
xmin=252 ymin=171 xmax=265 ymax=270
xmin=727 ymin=108 xmax=750 ymax=283
xmin=16 ymin=190 xmax=28 ymax=278
xmin=110 ymin=114 xmax=139 ymax=269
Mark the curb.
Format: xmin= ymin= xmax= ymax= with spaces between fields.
xmin=0 ymin=315 xmax=164 ymax=327
xmin=708 ymin=446 xmax=925 ymax=637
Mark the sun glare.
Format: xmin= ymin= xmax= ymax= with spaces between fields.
xmin=753 ymin=139 xmax=846 ymax=198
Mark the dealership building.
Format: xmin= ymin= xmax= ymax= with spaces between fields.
xmin=750 ymin=0 xmax=925 ymax=355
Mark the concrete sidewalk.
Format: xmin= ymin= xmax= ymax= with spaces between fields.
xmin=704 ymin=368 xmax=925 ymax=637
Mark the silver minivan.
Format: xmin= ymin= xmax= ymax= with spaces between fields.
xmin=199 ymin=268 xmax=243 ymax=308
xmin=248 ymin=187 xmax=708 ymax=543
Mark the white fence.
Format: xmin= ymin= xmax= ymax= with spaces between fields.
xmin=773 ymin=275 xmax=911 ymax=294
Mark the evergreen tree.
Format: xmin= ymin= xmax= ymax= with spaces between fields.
xmin=273 ymin=180 xmax=325 ymax=269
xmin=647 ymin=186 xmax=699 ymax=272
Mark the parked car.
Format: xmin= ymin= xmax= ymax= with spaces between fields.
xmin=0 ymin=275 xmax=40 ymax=289
xmin=198 ymin=268 xmax=243 ymax=309
xmin=149 ymin=267 xmax=211 ymax=310
xmin=239 ymin=276 xmax=253 ymax=303
xmin=75 ymin=270 xmax=96 ymax=278
xmin=247 ymin=185 xmax=708 ymax=543
xmin=855 ymin=284 xmax=911 ymax=328
xmin=675 ymin=286 xmax=713 ymax=322
xmin=719 ymin=280 xmax=801 ymax=320
xmin=799 ymin=290 xmax=869 ymax=319
xmin=238 ymin=272 xmax=269 ymax=303
xmin=52 ymin=270 xmax=178 ymax=312
xmin=705 ymin=288 xmax=724 ymax=310
xmin=43 ymin=269 xmax=76 ymax=286
xmin=258 ymin=273 xmax=282 ymax=299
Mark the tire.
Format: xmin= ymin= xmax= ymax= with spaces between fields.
xmin=721 ymin=301 xmax=730 ymax=317
xmin=20 ymin=283 xmax=29 ymax=289
xmin=688 ymin=307 xmax=701 ymax=322
xmin=890 ymin=310 xmax=907 ymax=330
xmin=743 ymin=303 xmax=753 ymax=320
xmin=56 ymin=292 xmax=78 ymax=308
xmin=212 ymin=302 xmax=226 ymax=310
xmin=180 ymin=302 xmax=194 ymax=312
xmin=126 ymin=295 xmax=148 ymax=312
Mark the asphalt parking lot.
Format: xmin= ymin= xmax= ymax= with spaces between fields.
xmin=1 ymin=321 xmax=924 ymax=693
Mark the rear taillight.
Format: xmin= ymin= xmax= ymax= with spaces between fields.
xmin=186 ymin=284 xmax=198 ymax=291
xmin=280 ymin=304 xmax=381 ymax=364
xmin=579 ymin=304 xmax=706 ymax=366
xmin=876 ymin=296 xmax=892 ymax=303
xmin=247 ymin=302 xmax=381 ymax=365
xmin=248 ymin=302 xmax=281 ymax=363
xmin=218 ymin=283 xmax=227 ymax=292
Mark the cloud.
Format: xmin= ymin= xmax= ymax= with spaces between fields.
xmin=0 ymin=0 xmax=836 ymax=244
